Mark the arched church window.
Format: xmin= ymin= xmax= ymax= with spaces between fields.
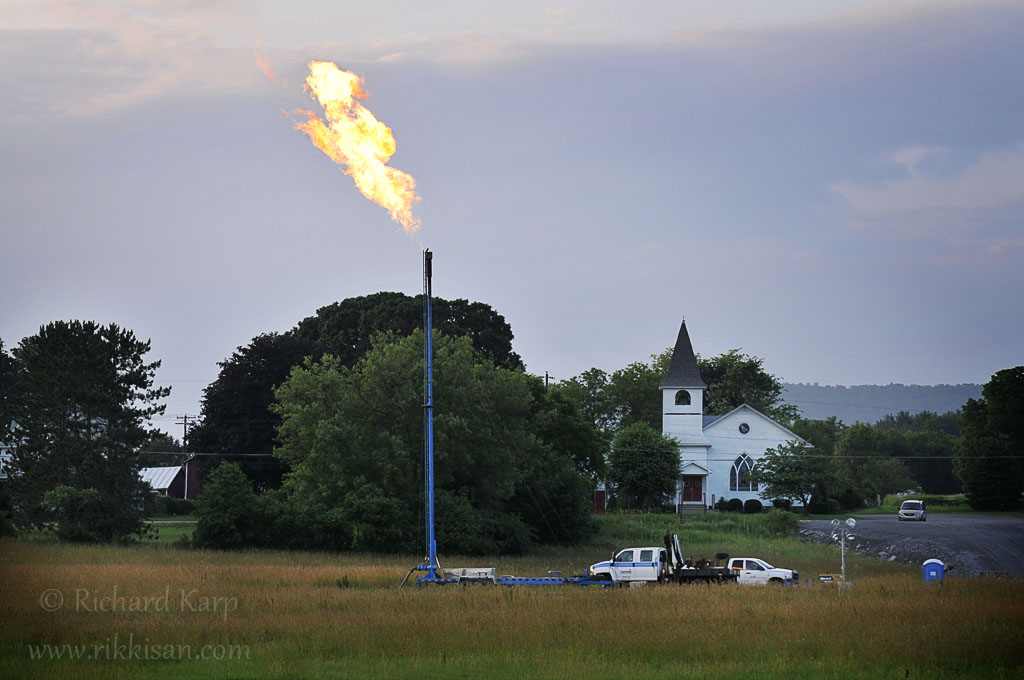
xmin=675 ymin=390 xmax=691 ymax=406
xmin=730 ymin=454 xmax=758 ymax=492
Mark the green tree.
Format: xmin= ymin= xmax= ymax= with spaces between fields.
xmin=698 ymin=349 xmax=798 ymax=423
xmin=193 ymin=293 xmax=523 ymax=491
xmin=554 ymin=368 xmax=615 ymax=434
xmin=875 ymin=410 xmax=961 ymax=437
xmin=533 ymin=384 xmax=607 ymax=479
xmin=790 ymin=416 xmax=845 ymax=456
xmin=190 ymin=332 xmax=323 ymax=489
xmin=272 ymin=331 xmax=592 ymax=554
xmin=982 ymin=367 xmax=1024 ymax=453
xmin=955 ymin=367 xmax=1024 ymax=510
xmin=140 ymin=431 xmax=185 ymax=469
xmin=0 ymin=338 xmax=18 ymax=442
xmin=902 ymin=429 xmax=961 ymax=494
xmin=833 ymin=424 xmax=916 ymax=508
xmin=561 ymin=347 xmax=796 ymax=442
xmin=192 ymin=462 xmax=258 ymax=549
xmin=751 ymin=441 xmax=832 ymax=512
xmin=42 ymin=486 xmax=154 ymax=543
xmin=607 ymin=423 xmax=679 ymax=510
xmin=606 ymin=360 xmax=665 ymax=431
xmin=293 ymin=292 xmax=522 ymax=369
xmin=0 ymin=483 xmax=14 ymax=537
xmin=7 ymin=321 xmax=169 ymax=541
xmin=559 ymin=360 xmax=661 ymax=438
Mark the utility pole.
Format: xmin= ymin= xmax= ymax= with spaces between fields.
xmin=175 ymin=414 xmax=195 ymax=453
xmin=544 ymin=371 xmax=555 ymax=389
xmin=175 ymin=414 xmax=195 ymax=500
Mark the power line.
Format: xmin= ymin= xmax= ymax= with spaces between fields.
xmin=141 ymin=450 xmax=276 ymax=457
xmin=609 ymin=448 xmax=1017 ymax=460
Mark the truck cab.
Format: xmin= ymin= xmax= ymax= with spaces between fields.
xmin=727 ymin=558 xmax=798 ymax=585
xmin=588 ymin=547 xmax=667 ymax=583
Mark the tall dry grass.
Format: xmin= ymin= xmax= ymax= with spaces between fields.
xmin=2 ymin=538 xmax=1022 ymax=679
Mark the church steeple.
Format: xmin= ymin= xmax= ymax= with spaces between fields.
xmin=660 ymin=319 xmax=706 ymax=389
xmin=661 ymin=319 xmax=709 ymax=446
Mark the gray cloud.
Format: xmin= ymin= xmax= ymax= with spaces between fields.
xmin=833 ymin=145 xmax=1024 ymax=214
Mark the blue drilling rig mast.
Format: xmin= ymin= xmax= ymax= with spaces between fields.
xmin=415 ymin=249 xmax=444 ymax=583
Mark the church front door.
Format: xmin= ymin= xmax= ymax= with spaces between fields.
xmin=681 ymin=475 xmax=703 ymax=503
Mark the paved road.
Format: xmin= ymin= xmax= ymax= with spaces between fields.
xmin=800 ymin=514 xmax=1024 ymax=576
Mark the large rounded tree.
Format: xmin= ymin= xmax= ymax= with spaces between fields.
xmin=607 ymin=423 xmax=680 ymax=510
xmin=271 ymin=331 xmax=593 ymax=554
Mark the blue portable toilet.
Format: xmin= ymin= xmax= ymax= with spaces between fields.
xmin=923 ymin=559 xmax=944 ymax=584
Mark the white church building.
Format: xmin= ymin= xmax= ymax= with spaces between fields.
xmin=660 ymin=320 xmax=805 ymax=512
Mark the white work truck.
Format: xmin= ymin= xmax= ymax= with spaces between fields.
xmin=725 ymin=557 xmax=799 ymax=586
xmin=587 ymin=535 xmax=798 ymax=585
xmin=588 ymin=546 xmax=669 ymax=583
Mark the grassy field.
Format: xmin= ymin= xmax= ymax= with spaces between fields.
xmin=1 ymin=514 xmax=1022 ymax=679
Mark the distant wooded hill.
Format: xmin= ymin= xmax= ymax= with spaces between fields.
xmin=781 ymin=383 xmax=982 ymax=425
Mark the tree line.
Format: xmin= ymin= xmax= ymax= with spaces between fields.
xmin=1 ymin=296 xmax=1021 ymax=549
xmin=754 ymin=368 xmax=1024 ymax=513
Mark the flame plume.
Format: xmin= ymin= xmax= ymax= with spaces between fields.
xmin=295 ymin=61 xmax=421 ymax=233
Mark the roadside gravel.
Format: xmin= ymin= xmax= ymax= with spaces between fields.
xmin=799 ymin=514 xmax=1024 ymax=577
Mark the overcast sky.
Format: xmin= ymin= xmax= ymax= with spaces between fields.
xmin=2 ymin=0 xmax=1022 ymax=434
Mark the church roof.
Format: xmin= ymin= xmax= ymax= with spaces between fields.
xmin=660 ymin=320 xmax=707 ymax=389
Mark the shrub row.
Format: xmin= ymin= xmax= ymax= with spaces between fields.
xmin=713 ymin=498 xmax=788 ymax=514
xmin=188 ymin=462 xmax=538 ymax=555
xmin=146 ymin=494 xmax=195 ymax=516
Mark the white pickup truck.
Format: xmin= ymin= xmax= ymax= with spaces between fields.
xmin=588 ymin=537 xmax=799 ymax=585
xmin=725 ymin=557 xmax=800 ymax=586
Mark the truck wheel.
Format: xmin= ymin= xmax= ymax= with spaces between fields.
xmin=769 ymin=578 xmax=783 ymax=585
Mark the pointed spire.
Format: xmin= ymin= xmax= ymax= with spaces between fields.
xmin=660 ymin=319 xmax=706 ymax=389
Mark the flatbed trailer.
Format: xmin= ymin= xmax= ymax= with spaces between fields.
xmin=418 ymin=568 xmax=619 ymax=587
xmin=673 ymin=567 xmax=735 ymax=584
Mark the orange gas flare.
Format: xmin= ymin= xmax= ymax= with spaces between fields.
xmin=295 ymin=61 xmax=421 ymax=233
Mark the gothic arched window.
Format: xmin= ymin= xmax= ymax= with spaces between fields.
xmin=730 ymin=454 xmax=757 ymax=492
xmin=675 ymin=390 xmax=691 ymax=406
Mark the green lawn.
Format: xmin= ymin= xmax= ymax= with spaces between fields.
xmin=143 ymin=520 xmax=196 ymax=546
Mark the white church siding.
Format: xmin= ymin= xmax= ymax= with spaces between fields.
xmin=703 ymin=405 xmax=806 ymax=508
xmin=659 ymin=320 xmax=806 ymax=511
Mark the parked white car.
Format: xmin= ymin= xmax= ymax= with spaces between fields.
xmin=898 ymin=499 xmax=927 ymax=521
